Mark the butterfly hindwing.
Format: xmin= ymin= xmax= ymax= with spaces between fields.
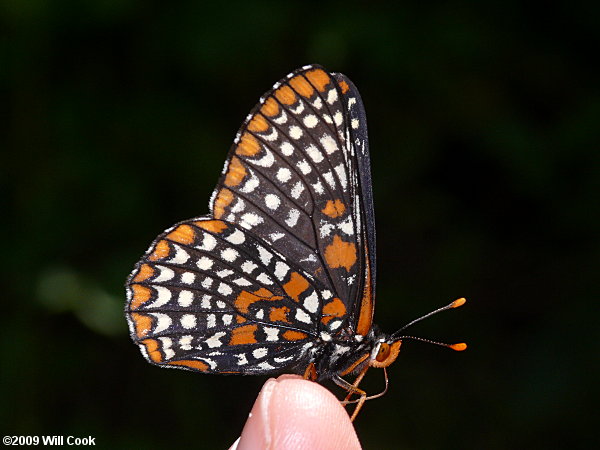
xmin=127 ymin=217 xmax=317 ymax=373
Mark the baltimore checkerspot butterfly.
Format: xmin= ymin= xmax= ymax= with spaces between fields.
xmin=125 ymin=65 xmax=467 ymax=420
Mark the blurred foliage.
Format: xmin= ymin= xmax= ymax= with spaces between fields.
xmin=2 ymin=1 xmax=598 ymax=449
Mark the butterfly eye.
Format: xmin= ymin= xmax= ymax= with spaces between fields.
xmin=376 ymin=343 xmax=391 ymax=362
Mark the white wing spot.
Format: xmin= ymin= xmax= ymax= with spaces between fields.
xmin=334 ymin=164 xmax=348 ymax=189
xmin=265 ymin=194 xmax=281 ymax=210
xmin=256 ymin=273 xmax=273 ymax=285
xmin=327 ymin=88 xmax=338 ymax=104
xmin=169 ymin=245 xmax=190 ymax=265
xmin=179 ymin=335 xmax=193 ymax=350
xmin=233 ymin=277 xmax=252 ymax=286
xmin=285 ymin=209 xmax=300 ymax=227
xmin=280 ymin=141 xmax=294 ymax=156
xmin=312 ymin=181 xmax=324 ymax=194
xmin=178 ymin=290 xmax=194 ymax=307
xmin=334 ymin=111 xmax=343 ymax=126
xmin=252 ymin=348 xmax=268 ymax=359
xmin=276 ymin=167 xmax=292 ymax=182
xmin=253 ymin=148 xmax=275 ymax=167
xmin=205 ymin=331 xmax=226 ymax=348
xmin=201 ymin=295 xmax=211 ymax=309
xmin=274 ymin=261 xmax=290 ymax=280
xmin=154 ymin=266 xmax=174 ymax=283
xmin=290 ymin=181 xmax=304 ymax=199
xmin=297 ymin=160 xmax=311 ymax=174
xmin=258 ymin=362 xmax=275 ymax=370
xmin=199 ymin=233 xmax=217 ymax=251
xmin=159 ymin=337 xmax=174 ymax=359
xmin=180 ymin=314 xmax=197 ymax=329
xmin=306 ymin=145 xmax=324 ymax=163
xmin=303 ymin=114 xmax=318 ymax=128
xmin=289 ymin=126 xmax=303 ymax=139
xmin=323 ymin=171 xmax=336 ymax=188
xmin=264 ymin=327 xmax=279 ymax=341
xmin=257 ymin=246 xmax=273 ymax=266
xmin=217 ymin=283 xmax=232 ymax=296
xmin=207 ymin=314 xmax=216 ymax=328
xmin=241 ymin=261 xmax=258 ymax=273
xmin=151 ymin=313 xmax=172 ymax=333
xmin=151 ymin=286 xmax=172 ymax=307
xmin=216 ymin=269 xmax=234 ymax=278
xmin=226 ymin=229 xmax=245 ymax=245
xmin=296 ymin=309 xmax=312 ymax=324
xmin=197 ymin=256 xmax=213 ymax=271
xmin=241 ymin=213 xmax=263 ymax=228
xmin=303 ymin=291 xmax=318 ymax=313
xmin=221 ymin=248 xmax=239 ymax=262
xmin=181 ymin=272 xmax=195 ymax=284
xmin=320 ymin=135 xmax=338 ymax=154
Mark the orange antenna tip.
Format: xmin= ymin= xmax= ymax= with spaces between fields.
xmin=451 ymin=298 xmax=466 ymax=308
xmin=450 ymin=343 xmax=467 ymax=351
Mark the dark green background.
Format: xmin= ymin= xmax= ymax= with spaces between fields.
xmin=2 ymin=1 xmax=598 ymax=449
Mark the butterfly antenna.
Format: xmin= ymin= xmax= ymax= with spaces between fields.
xmin=390 ymin=298 xmax=467 ymax=351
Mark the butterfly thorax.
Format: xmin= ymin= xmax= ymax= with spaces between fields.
xmin=303 ymin=328 xmax=386 ymax=381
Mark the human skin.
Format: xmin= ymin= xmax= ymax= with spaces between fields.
xmin=230 ymin=375 xmax=362 ymax=450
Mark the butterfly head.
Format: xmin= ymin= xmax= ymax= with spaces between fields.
xmin=369 ymin=297 xmax=468 ymax=369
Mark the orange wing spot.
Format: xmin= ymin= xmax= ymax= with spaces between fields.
xmin=321 ymin=199 xmax=346 ymax=218
xmin=224 ymin=156 xmax=247 ymax=187
xmin=236 ymin=132 xmax=261 ymax=156
xmin=260 ymin=97 xmax=280 ymax=117
xmin=306 ymin=68 xmax=331 ymax=92
xmin=132 ymin=264 xmax=154 ymax=282
xmin=140 ymin=339 xmax=162 ymax=363
xmin=321 ymin=297 xmax=347 ymax=324
xmin=290 ymin=75 xmax=315 ymax=97
xmin=194 ymin=220 xmax=228 ymax=233
xmin=356 ymin=255 xmax=373 ymax=335
xmin=213 ymin=188 xmax=234 ymax=219
xmin=275 ymin=85 xmax=297 ymax=105
xmin=247 ymin=113 xmax=269 ymax=132
xmin=129 ymin=284 xmax=152 ymax=310
xmin=149 ymin=240 xmax=170 ymax=261
xmin=169 ymin=359 xmax=209 ymax=371
xmin=338 ymin=80 xmax=350 ymax=94
xmin=324 ymin=235 xmax=357 ymax=271
xmin=269 ymin=306 xmax=290 ymax=323
xmin=167 ymin=224 xmax=195 ymax=245
xmin=283 ymin=272 xmax=310 ymax=302
xmin=132 ymin=313 xmax=153 ymax=338
xmin=235 ymin=288 xmax=283 ymax=314
xmin=230 ymin=324 xmax=258 ymax=345
xmin=235 ymin=315 xmax=247 ymax=324
xmin=283 ymin=330 xmax=308 ymax=341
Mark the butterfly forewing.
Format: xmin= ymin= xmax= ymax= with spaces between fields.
xmin=126 ymin=65 xmax=375 ymax=375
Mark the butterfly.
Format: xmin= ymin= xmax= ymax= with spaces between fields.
xmin=125 ymin=65 xmax=466 ymax=420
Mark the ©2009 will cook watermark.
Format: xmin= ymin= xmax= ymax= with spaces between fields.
xmin=3 ymin=435 xmax=96 ymax=446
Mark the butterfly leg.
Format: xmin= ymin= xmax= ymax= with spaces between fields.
xmin=303 ymin=362 xmax=317 ymax=381
xmin=341 ymin=364 xmax=370 ymax=404
xmin=333 ymin=370 xmax=369 ymax=422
